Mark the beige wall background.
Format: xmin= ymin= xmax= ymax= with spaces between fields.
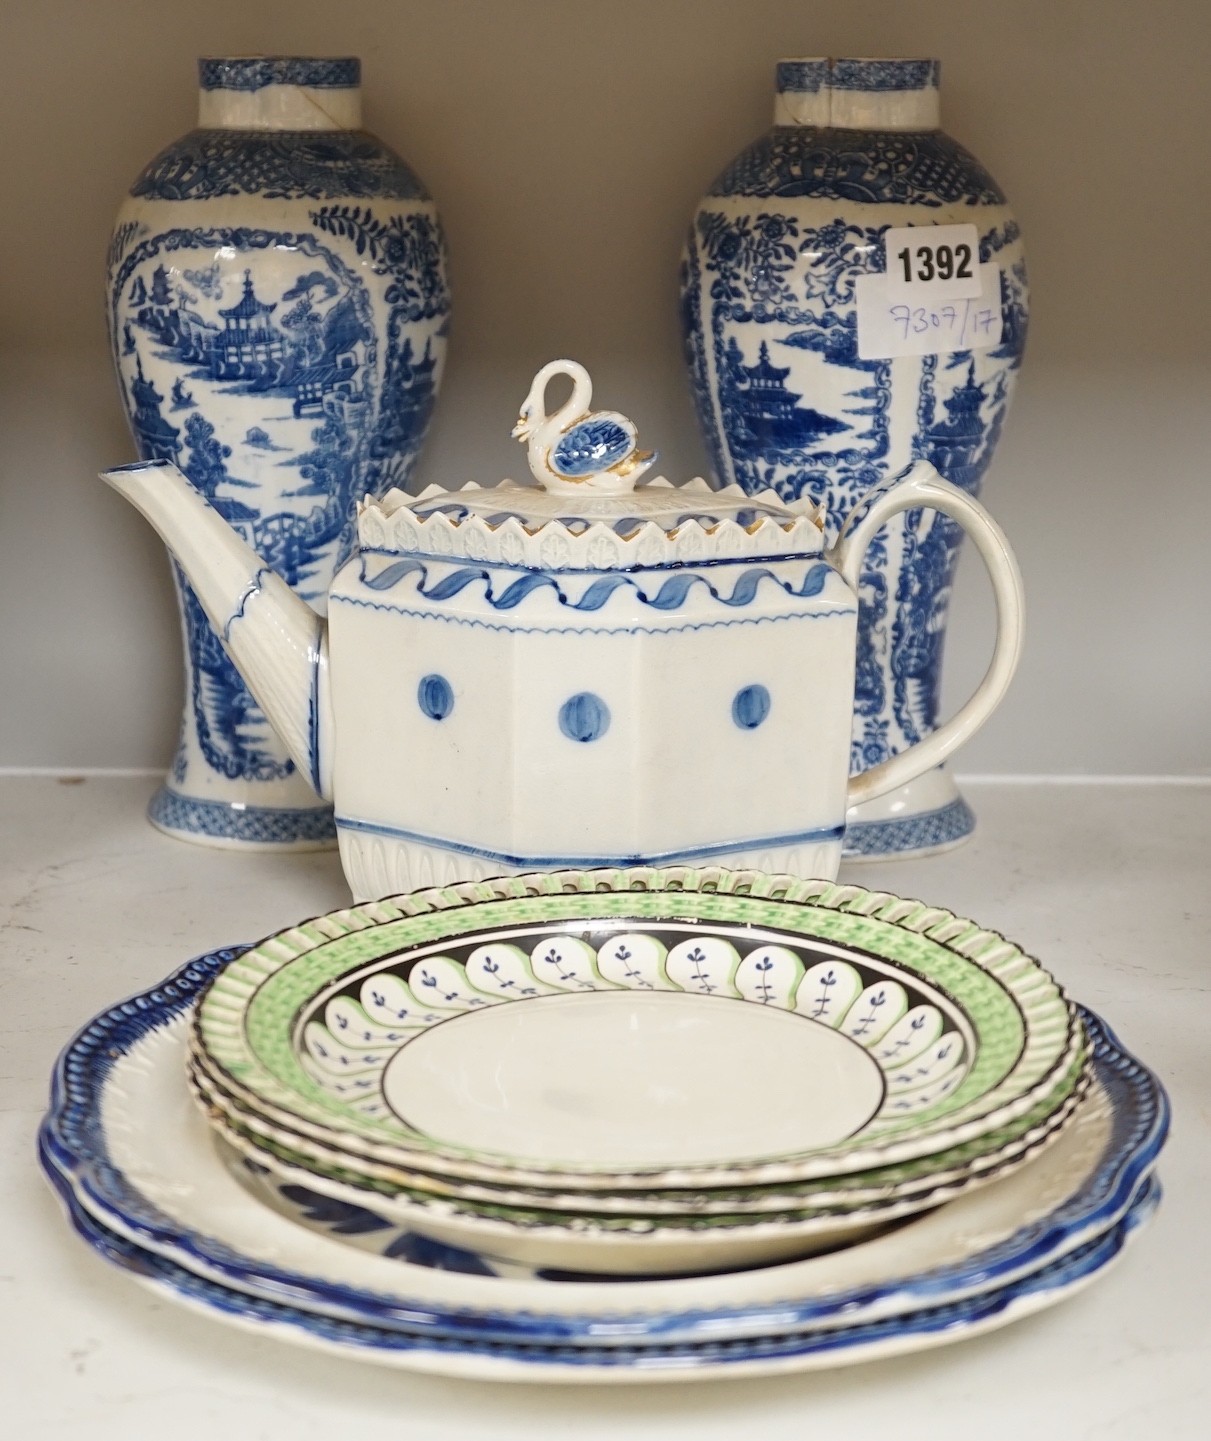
xmin=1 ymin=0 xmax=1208 ymax=774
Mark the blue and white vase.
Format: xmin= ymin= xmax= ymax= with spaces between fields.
xmin=680 ymin=58 xmax=1028 ymax=858
xmin=108 ymin=57 xmax=451 ymax=850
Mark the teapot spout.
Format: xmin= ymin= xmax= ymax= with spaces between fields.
xmin=100 ymin=460 xmax=332 ymax=801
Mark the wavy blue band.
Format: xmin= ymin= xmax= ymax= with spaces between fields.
xmin=358 ymin=556 xmax=836 ymax=613
xmin=334 ymin=815 xmax=845 ymax=869
xmin=199 ymin=58 xmax=360 ymax=91
xmin=359 ymin=545 xmax=828 ymax=577
xmin=331 ymin=593 xmax=853 ymax=636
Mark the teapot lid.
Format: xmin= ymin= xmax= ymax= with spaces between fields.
xmin=358 ymin=360 xmax=823 ymax=570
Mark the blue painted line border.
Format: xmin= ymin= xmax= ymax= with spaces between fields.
xmin=333 ymin=815 xmax=846 ymax=869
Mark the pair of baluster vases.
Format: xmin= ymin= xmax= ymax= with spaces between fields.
xmin=109 ymin=54 xmax=1026 ymax=859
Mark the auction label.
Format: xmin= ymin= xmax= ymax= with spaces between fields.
xmin=883 ymin=224 xmax=982 ymax=301
xmin=856 ymin=263 xmax=1003 ymax=361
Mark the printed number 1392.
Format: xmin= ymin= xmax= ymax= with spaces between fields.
xmin=895 ymin=243 xmax=974 ymax=284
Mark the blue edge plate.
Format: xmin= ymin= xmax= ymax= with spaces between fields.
xmin=38 ymin=946 xmax=1169 ymax=1373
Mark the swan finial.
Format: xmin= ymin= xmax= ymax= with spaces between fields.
xmin=511 ymin=359 xmax=656 ymax=495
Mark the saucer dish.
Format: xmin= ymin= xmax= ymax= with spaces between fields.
xmin=191 ymin=868 xmax=1081 ymax=1190
xmin=192 ymin=1056 xmax=1089 ymax=1275
xmin=189 ymin=1044 xmax=1090 ymax=1214
xmin=38 ymin=946 xmax=1167 ymax=1381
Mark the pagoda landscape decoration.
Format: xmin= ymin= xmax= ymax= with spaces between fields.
xmin=680 ymin=57 xmax=1029 ymax=859
xmin=107 ymin=54 xmax=451 ymax=850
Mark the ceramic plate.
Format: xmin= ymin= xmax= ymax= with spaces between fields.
xmin=39 ymin=947 xmax=1166 ymax=1362
xmin=42 ymin=1164 xmax=1159 ymax=1382
xmin=189 ymin=1042 xmax=1090 ymax=1215
xmin=192 ymin=869 xmax=1081 ymax=1188
xmin=193 ymin=1059 xmax=1089 ymax=1276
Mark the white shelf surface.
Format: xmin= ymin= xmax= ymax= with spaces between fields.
xmin=1 ymin=774 xmax=1207 ymax=1437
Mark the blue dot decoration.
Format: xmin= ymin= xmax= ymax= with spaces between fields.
xmin=732 ymin=684 xmax=771 ymax=730
xmin=417 ymin=674 xmax=454 ymax=721
xmin=559 ymin=692 xmax=610 ymax=743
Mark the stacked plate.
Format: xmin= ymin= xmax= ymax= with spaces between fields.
xmin=39 ymin=869 xmax=1168 ymax=1381
xmin=186 ymin=869 xmax=1089 ymax=1275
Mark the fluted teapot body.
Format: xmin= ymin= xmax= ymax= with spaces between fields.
xmin=102 ymin=361 xmax=1023 ymax=901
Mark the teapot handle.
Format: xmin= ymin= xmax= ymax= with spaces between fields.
xmin=829 ymin=461 xmax=1025 ymax=810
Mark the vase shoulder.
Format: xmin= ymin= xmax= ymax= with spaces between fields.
xmin=129 ymin=127 xmax=432 ymax=204
xmin=706 ymin=126 xmax=1006 ymax=208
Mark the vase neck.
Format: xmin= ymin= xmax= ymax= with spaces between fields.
xmin=196 ymin=57 xmax=362 ymax=131
xmin=774 ymin=58 xmax=940 ymax=131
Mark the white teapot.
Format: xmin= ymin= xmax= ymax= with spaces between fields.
xmin=102 ymin=361 xmax=1022 ymax=901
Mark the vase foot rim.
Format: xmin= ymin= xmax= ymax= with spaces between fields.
xmin=842 ymin=794 xmax=976 ymax=860
xmin=147 ymin=784 xmax=338 ymax=852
